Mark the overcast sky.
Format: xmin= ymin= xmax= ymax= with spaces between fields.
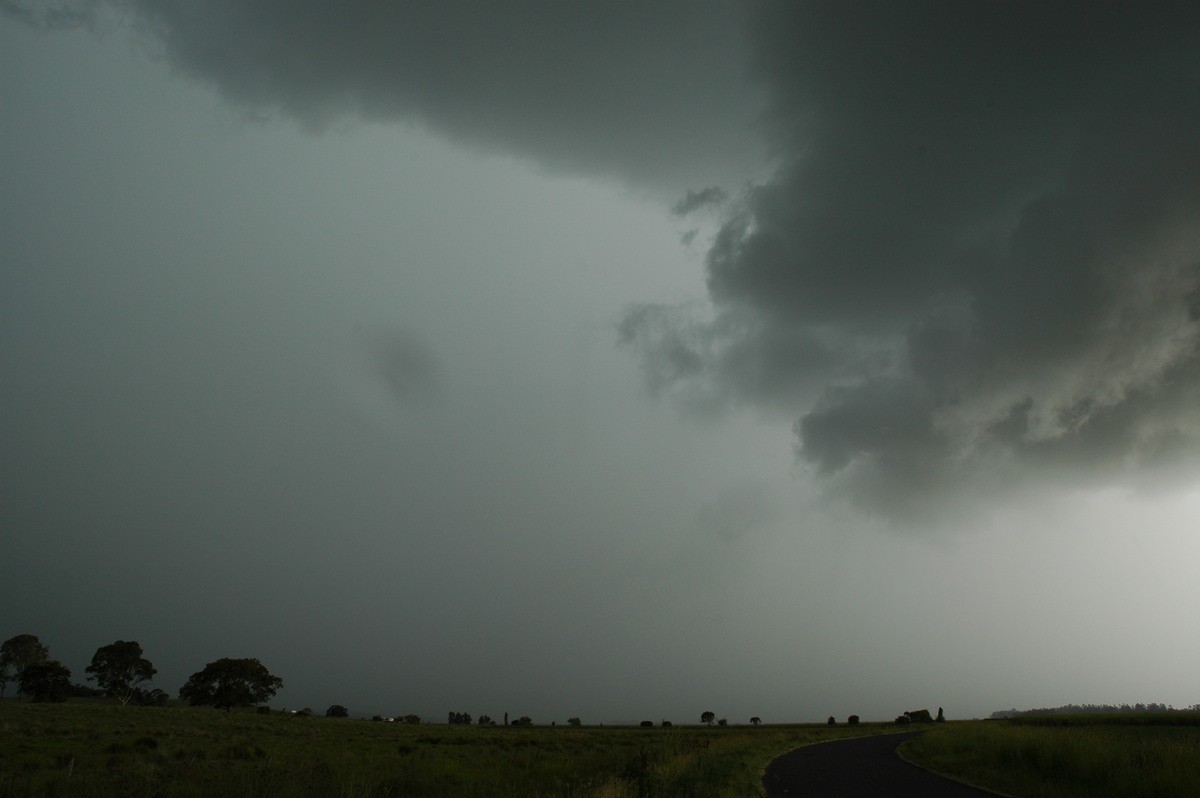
xmin=3 ymin=1 xmax=1199 ymax=723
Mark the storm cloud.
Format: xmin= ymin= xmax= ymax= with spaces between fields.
xmin=12 ymin=0 xmax=1200 ymax=521
xmin=636 ymin=2 xmax=1200 ymax=517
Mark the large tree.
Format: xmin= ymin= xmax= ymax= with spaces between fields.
xmin=178 ymin=658 xmax=282 ymax=709
xmin=86 ymin=640 xmax=157 ymax=705
xmin=0 ymin=634 xmax=50 ymax=698
xmin=18 ymin=660 xmax=72 ymax=703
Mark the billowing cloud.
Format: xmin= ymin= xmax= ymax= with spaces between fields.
xmin=627 ymin=2 xmax=1200 ymax=518
xmin=81 ymin=0 xmax=765 ymax=195
xmin=14 ymin=0 xmax=1200 ymax=519
xmin=671 ymin=186 xmax=728 ymax=217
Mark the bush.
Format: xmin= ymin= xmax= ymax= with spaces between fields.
xmin=19 ymin=660 xmax=72 ymax=703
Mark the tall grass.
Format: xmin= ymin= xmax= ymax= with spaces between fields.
xmin=0 ymin=699 xmax=900 ymax=798
xmin=901 ymin=717 xmax=1200 ymax=798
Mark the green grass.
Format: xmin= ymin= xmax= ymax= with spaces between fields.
xmin=0 ymin=699 xmax=902 ymax=798
xmin=900 ymin=716 xmax=1200 ymax=798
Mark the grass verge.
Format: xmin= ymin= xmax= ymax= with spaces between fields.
xmin=900 ymin=716 xmax=1200 ymax=798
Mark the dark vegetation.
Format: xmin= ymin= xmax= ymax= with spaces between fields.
xmin=2 ymin=635 xmax=282 ymax=711
xmin=0 ymin=699 xmax=908 ymax=798
xmin=991 ymin=702 xmax=1200 ymax=718
xmin=902 ymin=714 xmax=1200 ymax=798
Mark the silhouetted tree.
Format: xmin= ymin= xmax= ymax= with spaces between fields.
xmin=568 ymin=716 xmax=582 ymax=726
xmin=701 ymin=711 xmax=716 ymax=725
xmin=717 ymin=718 xmax=727 ymax=726
xmin=848 ymin=715 xmax=860 ymax=725
xmin=827 ymin=715 xmax=836 ymax=726
xmin=139 ymin=687 xmax=169 ymax=707
xmin=1 ymin=634 xmax=50 ymax=698
xmin=86 ymin=640 xmax=156 ymax=705
xmin=178 ymin=658 xmax=282 ymax=709
xmin=476 ymin=714 xmax=491 ymax=725
xmin=326 ymin=705 xmax=349 ymax=718
xmin=750 ymin=716 xmax=762 ymax=726
xmin=661 ymin=720 xmax=672 ymax=728
xmin=936 ymin=707 xmax=945 ymax=722
xmin=404 ymin=714 xmax=422 ymax=724
xmin=18 ymin=660 xmax=71 ymax=702
xmin=640 ymin=720 xmax=654 ymax=727
xmin=512 ymin=715 xmax=533 ymax=726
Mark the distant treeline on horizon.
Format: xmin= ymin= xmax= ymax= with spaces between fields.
xmin=991 ymin=703 xmax=1200 ymax=719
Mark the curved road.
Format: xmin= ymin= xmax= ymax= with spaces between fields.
xmin=762 ymin=731 xmax=1002 ymax=797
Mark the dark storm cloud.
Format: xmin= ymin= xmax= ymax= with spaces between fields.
xmin=78 ymin=0 xmax=766 ymax=193
xmin=16 ymin=0 xmax=1200 ymax=517
xmin=627 ymin=2 xmax=1200 ymax=516
xmin=671 ymin=186 xmax=728 ymax=217
xmin=0 ymin=0 xmax=96 ymax=29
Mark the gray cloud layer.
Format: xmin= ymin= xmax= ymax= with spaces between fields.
xmin=631 ymin=2 xmax=1200 ymax=517
xmin=16 ymin=0 xmax=1200 ymax=519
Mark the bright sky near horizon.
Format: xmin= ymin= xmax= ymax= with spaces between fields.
xmin=3 ymin=2 xmax=1199 ymax=723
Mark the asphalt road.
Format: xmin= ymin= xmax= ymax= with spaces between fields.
xmin=762 ymin=731 xmax=1003 ymax=797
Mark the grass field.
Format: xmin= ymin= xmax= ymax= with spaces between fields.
xmin=0 ymin=699 xmax=901 ymax=798
xmin=900 ymin=715 xmax=1200 ymax=798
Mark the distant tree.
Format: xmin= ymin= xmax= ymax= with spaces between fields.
xmin=661 ymin=720 xmax=672 ymax=728
xmin=567 ymin=716 xmax=582 ymax=726
xmin=67 ymin=682 xmax=105 ymax=698
xmin=640 ymin=720 xmax=654 ymax=727
xmin=18 ymin=660 xmax=72 ymax=703
xmin=1 ymin=634 xmax=50 ymax=698
xmin=512 ymin=715 xmax=533 ymax=727
xmin=905 ymin=709 xmax=934 ymax=724
xmin=404 ymin=714 xmax=422 ymax=724
xmin=326 ymin=705 xmax=349 ymax=718
xmin=86 ymin=640 xmax=156 ymax=705
xmin=131 ymin=687 xmax=169 ymax=707
xmin=717 ymin=718 xmax=728 ymax=726
xmin=750 ymin=717 xmax=761 ymax=726
xmin=827 ymin=715 xmax=836 ymax=726
xmin=178 ymin=658 xmax=282 ymax=709
xmin=701 ymin=711 xmax=716 ymax=725
xmin=848 ymin=715 xmax=860 ymax=726
xmin=476 ymin=714 xmax=491 ymax=725
xmin=936 ymin=707 xmax=945 ymax=722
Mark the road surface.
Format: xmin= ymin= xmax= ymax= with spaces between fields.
xmin=762 ymin=730 xmax=1003 ymax=797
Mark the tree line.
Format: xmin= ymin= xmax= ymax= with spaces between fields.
xmin=0 ymin=634 xmax=281 ymax=709
xmin=991 ymin=703 xmax=1200 ymax=719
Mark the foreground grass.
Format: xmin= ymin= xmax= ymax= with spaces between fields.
xmin=900 ymin=715 xmax=1200 ymax=798
xmin=0 ymin=700 xmax=900 ymax=798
